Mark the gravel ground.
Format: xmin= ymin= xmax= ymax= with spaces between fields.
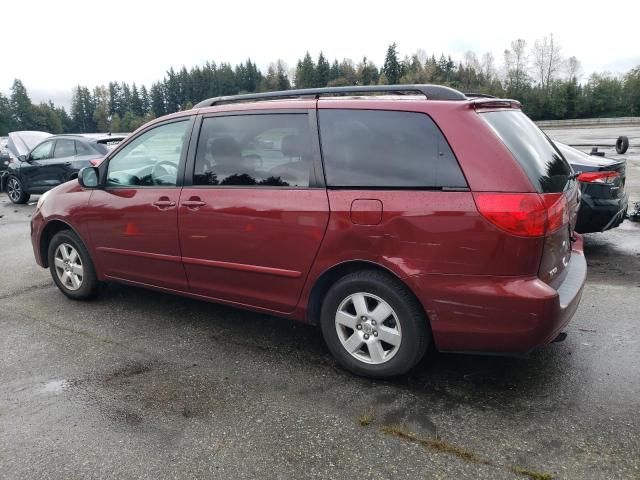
xmin=0 ymin=126 xmax=639 ymax=479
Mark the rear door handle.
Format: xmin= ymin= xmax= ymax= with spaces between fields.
xmin=182 ymin=199 xmax=206 ymax=208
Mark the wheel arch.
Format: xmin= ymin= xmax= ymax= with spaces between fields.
xmin=306 ymin=260 xmax=429 ymax=327
xmin=39 ymin=219 xmax=82 ymax=268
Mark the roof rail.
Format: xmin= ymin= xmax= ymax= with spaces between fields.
xmin=464 ymin=92 xmax=496 ymax=99
xmin=193 ymin=84 xmax=467 ymax=108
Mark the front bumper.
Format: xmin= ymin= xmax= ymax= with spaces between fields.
xmin=575 ymin=192 xmax=628 ymax=233
xmin=409 ymin=236 xmax=587 ymax=354
xmin=30 ymin=208 xmax=46 ymax=267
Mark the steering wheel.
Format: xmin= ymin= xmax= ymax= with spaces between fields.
xmin=151 ymin=160 xmax=178 ymax=184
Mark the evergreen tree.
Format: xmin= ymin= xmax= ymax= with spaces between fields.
xmin=122 ymin=83 xmax=132 ymax=114
xmin=315 ymin=52 xmax=330 ymax=87
xmin=140 ymin=85 xmax=151 ymax=115
xmin=130 ymin=83 xmax=143 ymax=117
xmin=295 ymin=52 xmax=316 ymax=88
xmin=150 ymin=82 xmax=166 ymax=117
xmin=383 ymin=43 xmax=401 ymax=84
xmin=10 ymin=79 xmax=34 ymax=130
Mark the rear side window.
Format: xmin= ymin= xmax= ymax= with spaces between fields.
xmin=53 ymin=139 xmax=76 ymax=158
xmin=482 ymin=110 xmax=572 ymax=193
xmin=76 ymin=141 xmax=96 ymax=156
xmin=194 ymin=114 xmax=314 ymax=187
xmin=318 ymin=109 xmax=467 ymax=188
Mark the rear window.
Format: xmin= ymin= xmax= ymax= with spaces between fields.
xmin=482 ymin=110 xmax=572 ymax=193
xmin=318 ymin=109 xmax=467 ymax=188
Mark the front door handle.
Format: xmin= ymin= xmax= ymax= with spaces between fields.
xmin=153 ymin=197 xmax=177 ymax=209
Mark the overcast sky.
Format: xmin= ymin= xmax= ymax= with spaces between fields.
xmin=3 ymin=0 xmax=639 ymax=109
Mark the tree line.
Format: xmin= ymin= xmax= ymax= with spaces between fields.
xmin=2 ymin=36 xmax=640 ymax=136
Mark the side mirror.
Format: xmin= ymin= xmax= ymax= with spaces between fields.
xmin=78 ymin=167 xmax=100 ymax=189
xmin=18 ymin=154 xmax=27 ymax=162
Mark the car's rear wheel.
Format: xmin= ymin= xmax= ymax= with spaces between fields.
xmin=6 ymin=176 xmax=30 ymax=204
xmin=320 ymin=270 xmax=429 ymax=378
xmin=48 ymin=230 xmax=99 ymax=299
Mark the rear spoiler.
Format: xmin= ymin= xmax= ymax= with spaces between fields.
xmin=471 ymin=98 xmax=522 ymax=110
xmin=96 ymin=136 xmax=125 ymax=144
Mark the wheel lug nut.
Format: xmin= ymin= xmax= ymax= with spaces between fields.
xmin=361 ymin=316 xmax=367 ymax=321
xmin=356 ymin=324 xmax=362 ymax=330
xmin=371 ymin=320 xmax=376 ymax=326
xmin=364 ymin=334 xmax=370 ymax=340
xmin=373 ymin=331 xmax=378 ymax=337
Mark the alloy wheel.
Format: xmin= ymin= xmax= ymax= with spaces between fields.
xmin=54 ymin=243 xmax=84 ymax=291
xmin=335 ymin=292 xmax=402 ymax=365
xmin=7 ymin=178 xmax=21 ymax=202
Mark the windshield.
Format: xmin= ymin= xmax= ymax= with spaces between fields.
xmin=482 ymin=111 xmax=572 ymax=193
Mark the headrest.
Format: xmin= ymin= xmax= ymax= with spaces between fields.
xmin=210 ymin=136 xmax=241 ymax=158
xmin=281 ymin=134 xmax=311 ymax=158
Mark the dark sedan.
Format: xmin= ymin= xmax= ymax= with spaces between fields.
xmin=556 ymin=142 xmax=628 ymax=233
xmin=0 ymin=137 xmax=11 ymax=174
xmin=2 ymin=134 xmax=124 ymax=204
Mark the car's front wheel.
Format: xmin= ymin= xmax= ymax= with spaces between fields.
xmin=6 ymin=176 xmax=30 ymax=204
xmin=48 ymin=230 xmax=99 ymax=299
xmin=320 ymin=270 xmax=429 ymax=378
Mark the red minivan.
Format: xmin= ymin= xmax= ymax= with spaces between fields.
xmin=30 ymin=85 xmax=586 ymax=378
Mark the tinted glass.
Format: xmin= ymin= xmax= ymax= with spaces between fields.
xmin=75 ymin=141 xmax=96 ymax=156
xmin=194 ymin=114 xmax=313 ymax=187
xmin=318 ymin=110 xmax=467 ymax=188
xmin=482 ymin=111 xmax=572 ymax=193
xmin=30 ymin=141 xmax=54 ymax=160
xmin=107 ymin=121 xmax=189 ymax=187
xmin=53 ymin=139 xmax=76 ymax=158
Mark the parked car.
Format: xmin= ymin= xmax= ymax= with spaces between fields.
xmin=555 ymin=142 xmax=628 ymax=233
xmin=30 ymin=85 xmax=586 ymax=378
xmin=2 ymin=134 xmax=124 ymax=204
xmin=0 ymin=137 xmax=11 ymax=174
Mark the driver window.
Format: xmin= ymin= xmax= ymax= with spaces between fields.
xmin=30 ymin=141 xmax=54 ymax=160
xmin=106 ymin=120 xmax=189 ymax=187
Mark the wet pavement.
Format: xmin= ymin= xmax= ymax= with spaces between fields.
xmin=1 ymin=126 xmax=639 ymax=479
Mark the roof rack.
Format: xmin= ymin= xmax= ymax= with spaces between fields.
xmin=193 ymin=84 xmax=467 ymax=108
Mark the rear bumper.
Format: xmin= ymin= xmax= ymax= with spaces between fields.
xmin=408 ymin=236 xmax=587 ymax=353
xmin=575 ymin=193 xmax=628 ymax=233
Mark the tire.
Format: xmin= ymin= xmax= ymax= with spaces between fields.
xmin=48 ymin=229 xmax=99 ymax=300
xmin=616 ymin=136 xmax=629 ymax=154
xmin=6 ymin=176 xmax=30 ymax=204
xmin=320 ymin=270 xmax=429 ymax=378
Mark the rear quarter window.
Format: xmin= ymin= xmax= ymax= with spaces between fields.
xmin=482 ymin=110 xmax=572 ymax=193
xmin=318 ymin=109 xmax=467 ymax=188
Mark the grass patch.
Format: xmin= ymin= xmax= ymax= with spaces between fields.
xmin=380 ymin=424 xmax=490 ymax=465
xmin=380 ymin=424 xmax=554 ymax=479
xmin=357 ymin=409 xmax=374 ymax=426
xmin=509 ymin=466 xmax=554 ymax=480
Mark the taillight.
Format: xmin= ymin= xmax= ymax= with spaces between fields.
xmin=577 ymin=171 xmax=619 ymax=184
xmin=541 ymin=193 xmax=569 ymax=233
xmin=89 ymin=158 xmax=103 ymax=166
xmin=474 ymin=192 xmax=569 ymax=237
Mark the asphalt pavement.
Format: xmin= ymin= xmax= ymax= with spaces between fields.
xmin=0 ymin=126 xmax=639 ymax=479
